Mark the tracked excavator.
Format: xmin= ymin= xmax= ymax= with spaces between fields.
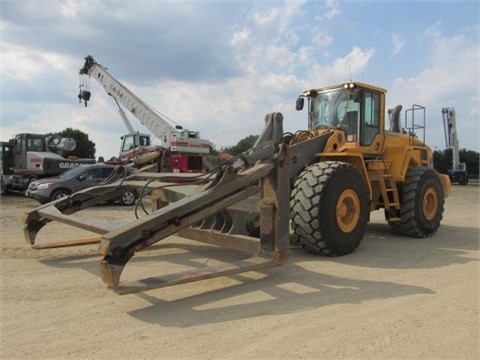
xmin=24 ymin=81 xmax=451 ymax=294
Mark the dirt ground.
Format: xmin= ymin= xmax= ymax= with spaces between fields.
xmin=1 ymin=184 xmax=479 ymax=360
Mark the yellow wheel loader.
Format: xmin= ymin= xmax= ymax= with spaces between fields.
xmin=23 ymin=82 xmax=451 ymax=294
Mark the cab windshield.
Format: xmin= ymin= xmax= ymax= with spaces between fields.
xmin=309 ymin=88 xmax=359 ymax=130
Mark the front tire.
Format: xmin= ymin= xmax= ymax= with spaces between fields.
xmin=51 ymin=189 xmax=70 ymax=202
xmin=290 ymin=161 xmax=369 ymax=256
xmin=388 ymin=167 xmax=444 ymax=237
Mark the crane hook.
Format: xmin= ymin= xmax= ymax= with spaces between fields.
xmin=78 ymin=90 xmax=91 ymax=107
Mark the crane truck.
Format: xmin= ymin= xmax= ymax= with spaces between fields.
xmin=1 ymin=133 xmax=94 ymax=195
xmin=24 ymin=81 xmax=451 ymax=295
xmin=78 ymin=55 xmax=210 ymax=173
xmin=442 ymin=107 xmax=468 ymax=185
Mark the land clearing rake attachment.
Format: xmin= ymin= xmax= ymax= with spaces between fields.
xmin=23 ymin=113 xmax=291 ymax=294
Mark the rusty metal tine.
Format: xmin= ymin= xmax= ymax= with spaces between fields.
xmin=31 ymin=236 xmax=102 ymax=249
xmin=109 ymin=253 xmax=276 ymax=295
xmin=98 ymin=164 xmax=274 ymax=256
xmin=98 ymin=185 xmax=260 ymax=287
xmin=37 ymin=206 xmax=116 ymax=234
xmin=178 ymin=228 xmax=262 ymax=255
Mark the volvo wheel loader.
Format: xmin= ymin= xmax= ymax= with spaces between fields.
xmin=23 ymin=82 xmax=451 ymax=294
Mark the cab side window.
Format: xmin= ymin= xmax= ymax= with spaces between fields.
xmin=361 ymin=91 xmax=380 ymax=146
xmin=27 ymin=138 xmax=44 ymax=151
xmin=140 ymin=136 xmax=150 ymax=146
xmin=122 ymin=136 xmax=135 ymax=152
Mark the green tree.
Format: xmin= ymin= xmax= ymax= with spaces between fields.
xmin=433 ymin=148 xmax=479 ymax=177
xmin=461 ymin=149 xmax=479 ymax=176
xmin=433 ymin=149 xmax=451 ymax=174
xmin=222 ymin=134 xmax=259 ymax=156
xmin=48 ymin=128 xmax=96 ymax=158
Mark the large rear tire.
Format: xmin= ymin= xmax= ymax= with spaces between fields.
xmin=290 ymin=161 xmax=369 ymax=256
xmin=388 ymin=167 xmax=444 ymax=237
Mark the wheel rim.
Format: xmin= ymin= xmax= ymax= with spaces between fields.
xmin=55 ymin=193 xmax=68 ymax=200
xmin=122 ymin=192 xmax=135 ymax=205
xmin=336 ymin=189 xmax=361 ymax=233
xmin=423 ymin=187 xmax=438 ymax=220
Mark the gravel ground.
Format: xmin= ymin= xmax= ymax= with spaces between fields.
xmin=1 ymin=184 xmax=479 ymax=360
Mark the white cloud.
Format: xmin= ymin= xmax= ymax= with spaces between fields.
xmin=333 ymin=47 xmax=376 ymax=78
xmin=1 ymin=0 xmax=478 ymax=158
xmin=324 ymin=0 xmax=341 ymax=21
xmin=1 ymin=45 xmax=73 ymax=81
xmin=307 ymin=46 xmax=376 ymax=85
xmin=231 ymin=28 xmax=251 ymax=45
xmin=57 ymin=0 xmax=83 ymax=19
xmin=312 ymin=30 xmax=334 ymax=49
xmin=390 ymin=22 xmax=479 ymax=150
xmin=253 ymin=7 xmax=280 ymax=25
xmin=390 ymin=33 xmax=406 ymax=57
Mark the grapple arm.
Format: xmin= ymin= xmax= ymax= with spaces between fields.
xmin=23 ymin=113 xmax=291 ymax=294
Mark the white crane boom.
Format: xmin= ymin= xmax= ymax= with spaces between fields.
xmin=78 ymin=55 xmax=210 ymax=155
xmin=442 ymin=107 xmax=463 ymax=171
xmin=442 ymin=107 xmax=468 ymax=185
xmin=113 ymin=97 xmax=136 ymax=135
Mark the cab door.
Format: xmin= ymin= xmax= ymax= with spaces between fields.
xmin=358 ymin=89 xmax=384 ymax=154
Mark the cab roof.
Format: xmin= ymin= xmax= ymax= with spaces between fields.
xmin=304 ymin=81 xmax=387 ymax=94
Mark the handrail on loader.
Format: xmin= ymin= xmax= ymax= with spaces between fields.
xmin=23 ymin=113 xmax=291 ymax=294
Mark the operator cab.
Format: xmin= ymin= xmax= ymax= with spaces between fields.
xmin=0 ymin=141 xmax=14 ymax=176
xmin=296 ymin=82 xmax=385 ymax=149
xmin=121 ymin=133 xmax=151 ymax=152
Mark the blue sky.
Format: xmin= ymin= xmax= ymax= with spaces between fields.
xmin=1 ymin=0 xmax=479 ymax=159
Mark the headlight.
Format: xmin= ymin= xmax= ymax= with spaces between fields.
xmin=37 ymin=183 xmax=53 ymax=190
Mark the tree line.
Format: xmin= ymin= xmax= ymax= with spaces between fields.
xmin=218 ymin=134 xmax=479 ymax=177
xmin=54 ymin=128 xmax=479 ymax=177
xmin=433 ymin=148 xmax=479 ymax=178
xmin=47 ymin=128 xmax=96 ymax=159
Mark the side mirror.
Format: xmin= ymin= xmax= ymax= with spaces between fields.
xmin=295 ymin=97 xmax=304 ymax=111
xmin=77 ymin=175 xmax=86 ymax=181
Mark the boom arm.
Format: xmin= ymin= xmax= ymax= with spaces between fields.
xmin=442 ymin=107 xmax=462 ymax=171
xmin=78 ymin=55 xmax=209 ymax=154
xmin=113 ymin=97 xmax=136 ymax=135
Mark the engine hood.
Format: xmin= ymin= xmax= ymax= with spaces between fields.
xmin=28 ymin=177 xmax=63 ymax=190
